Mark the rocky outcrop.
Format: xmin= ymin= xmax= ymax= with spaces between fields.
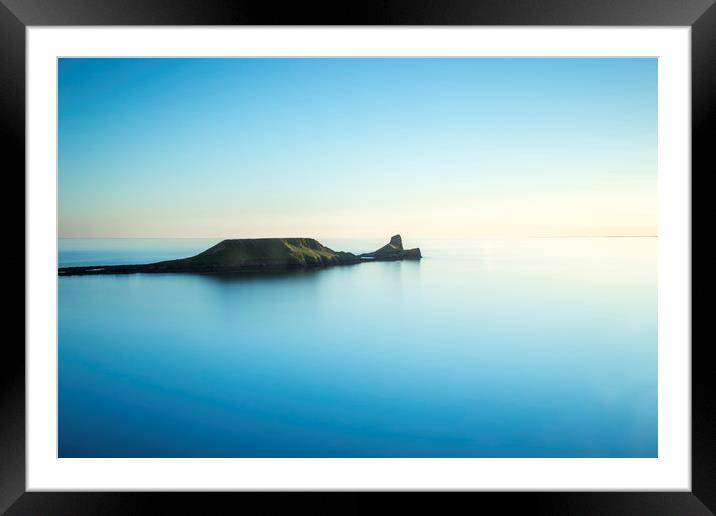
xmin=58 ymin=235 xmax=421 ymax=276
xmin=359 ymin=234 xmax=422 ymax=261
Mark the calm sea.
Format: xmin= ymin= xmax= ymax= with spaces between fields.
xmin=58 ymin=237 xmax=657 ymax=457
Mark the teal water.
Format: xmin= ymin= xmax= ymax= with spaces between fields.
xmin=58 ymin=238 xmax=657 ymax=457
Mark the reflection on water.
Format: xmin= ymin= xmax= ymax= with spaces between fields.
xmin=58 ymin=238 xmax=656 ymax=457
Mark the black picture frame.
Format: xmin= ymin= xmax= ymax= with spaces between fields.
xmin=3 ymin=1 xmax=710 ymax=514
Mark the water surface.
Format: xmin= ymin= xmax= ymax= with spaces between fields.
xmin=58 ymin=238 xmax=657 ymax=457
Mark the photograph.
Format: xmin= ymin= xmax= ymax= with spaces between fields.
xmin=57 ymin=57 xmax=658 ymax=459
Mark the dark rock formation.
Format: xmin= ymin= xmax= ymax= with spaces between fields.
xmin=58 ymin=235 xmax=421 ymax=276
xmin=359 ymin=234 xmax=422 ymax=261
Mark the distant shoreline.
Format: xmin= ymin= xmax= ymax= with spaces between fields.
xmin=59 ymin=234 xmax=421 ymax=277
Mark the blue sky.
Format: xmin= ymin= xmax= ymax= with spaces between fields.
xmin=58 ymin=58 xmax=657 ymax=238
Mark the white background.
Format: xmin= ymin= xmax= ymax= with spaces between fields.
xmin=26 ymin=27 xmax=691 ymax=491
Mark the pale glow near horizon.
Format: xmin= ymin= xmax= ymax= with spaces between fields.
xmin=58 ymin=58 xmax=657 ymax=239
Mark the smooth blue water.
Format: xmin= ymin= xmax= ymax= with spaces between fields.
xmin=58 ymin=238 xmax=657 ymax=457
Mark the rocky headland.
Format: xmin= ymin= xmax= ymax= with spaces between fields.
xmin=58 ymin=234 xmax=421 ymax=276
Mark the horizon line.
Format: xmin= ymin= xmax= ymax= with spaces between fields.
xmin=57 ymin=235 xmax=659 ymax=240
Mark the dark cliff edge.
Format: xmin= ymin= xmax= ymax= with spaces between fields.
xmin=58 ymin=234 xmax=421 ymax=276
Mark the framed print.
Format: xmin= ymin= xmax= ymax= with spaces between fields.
xmin=5 ymin=1 xmax=711 ymax=514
